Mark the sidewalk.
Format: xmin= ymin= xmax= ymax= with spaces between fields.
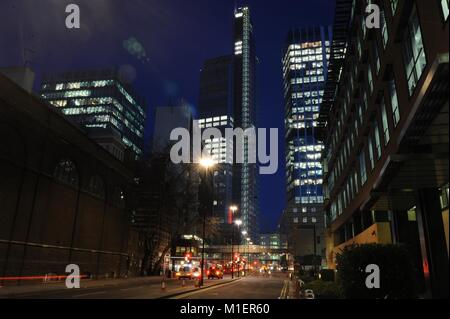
xmin=0 ymin=276 xmax=165 ymax=298
xmin=0 ymin=275 xmax=242 ymax=299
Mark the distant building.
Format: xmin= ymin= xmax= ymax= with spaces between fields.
xmin=39 ymin=68 xmax=146 ymax=160
xmin=198 ymin=56 xmax=234 ymax=243
xmin=281 ymin=26 xmax=332 ymax=266
xmin=318 ymin=0 xmax=449 ymax=298
xmin=153 ymin=104 xmax=194 ymax=153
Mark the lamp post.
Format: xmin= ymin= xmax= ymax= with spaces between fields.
xmin=246 ymin=237 xmax=251 ymax=274
xmin=199 ymin=158 xmax=215 ymax=287
xmin=234 ymin=219 xmax=242 ymax=277
xmin=241 ymin=230 xmax=247 ymax=276
xmin=229 ymin=205 xmax=238 ymax=279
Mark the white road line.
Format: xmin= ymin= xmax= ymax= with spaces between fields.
xmin=120 ymin=286 xmax=144 ymax=291
xmin=171 ymin=279 xmax=243 ymax=299
xmin=73 ymin=291 xmax=106 ymax=298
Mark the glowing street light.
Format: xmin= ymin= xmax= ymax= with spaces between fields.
xmin=199 ymin=157 xmax=216 ymax=169
xmin=198 ymin=157 xmax=216 ymax=287
xmin=234 ymin=219 xmax=243 ymax=226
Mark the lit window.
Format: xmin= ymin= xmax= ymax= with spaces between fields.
xmin=442 ymin=0 xmax=449 ymax=20
xmin=373 ymin=120 xmax=382 ymax=159
xmin=389 ymin=79 xmax=400 ymax=126
xmin=359 ymin=150 xmax=367 ymax=186
xmin=402 ymin=6 xmax=427 ymax=95
xmin=390 ymin=0 xmax=398 ymax=14
xmin=381 ymin=98 xmax=390 ymax=145
xmin=380 ymin=11 xmax=388 ymax=48
xmin=368 ymin=65 xmax=373 ymax=94
xmin=368 ymin=135 xmax=375 ymax=170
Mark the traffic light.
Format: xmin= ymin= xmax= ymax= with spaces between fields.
xmin=184 ymin=253 xmax=192 ymax=262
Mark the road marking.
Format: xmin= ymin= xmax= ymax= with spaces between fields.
xmin=120 ymin=286 xmax=144 ymax=291
xmin=278 ymin=280 xmax=289 ymax=299
xmin=170 ymin=278 xmax=243 ymax=299
xmin=73 ymin=291 xmax=106 ymax=298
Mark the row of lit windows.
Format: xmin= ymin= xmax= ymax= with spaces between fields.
xmin=294 ymin=196 xmax=324 ymax=204
xmin=52 ymin=80 xmax=114 ymax=91
xmin=292 ymin=106 xmax=320 ymax=114
xmin=293 ymin=217 xmax=317 ymax=224
xmin=327 ymin=3 xmax=432 ymax=221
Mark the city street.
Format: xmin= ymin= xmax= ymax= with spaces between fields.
xmin=174 ymin=273 xmax=288 ymax=299
xmin=0 ymin=273 xmax=289 ymax=299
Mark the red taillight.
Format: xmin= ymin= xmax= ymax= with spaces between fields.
xmin=207 ymin=270 xmax=210 ymax=275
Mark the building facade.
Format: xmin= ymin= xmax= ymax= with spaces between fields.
xmin=40 ymin=69 xmax=146 ymax=160
xmin=232 ymin=7 xmax=260 ymax=242
xmin=281 ymin=26 xmax=332 ymax=266
xmin=198 ymin=56 xmax=235 ymax=238
xmin=0 ymin=72 xmax=138 ymax=283
xmin=319 ymin=0 xmax=449 ymax=298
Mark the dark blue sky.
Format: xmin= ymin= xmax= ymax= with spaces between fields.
xmin=0 ymin=0 xmax=335 ymax=233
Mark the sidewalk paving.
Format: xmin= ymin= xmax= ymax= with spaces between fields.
xmin=0 ymin=275 xmax=242 ymax=299
xmin=0 ymin=276 xmax=166 ymax=298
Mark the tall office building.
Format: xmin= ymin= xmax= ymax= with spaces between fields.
xmin=198 ymin=56 xmax=234 ymax=240
xmin=40 ymin=69 xmax=146 ymax=160
xmin=281 ymin=26 xmax=331 ymax=264
xmin=319 ymin=0 xmax=448 ymax=298
xmin=232 ymin=7 xmax=259 ymax=242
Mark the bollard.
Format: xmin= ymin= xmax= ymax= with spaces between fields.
xmin=182 ymin=279 xmax=186 ymax=287
xmin=161 ymin=281 xmax=166 ymax=291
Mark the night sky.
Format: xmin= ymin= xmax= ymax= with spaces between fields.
xmin=0 ymin=0 xmax=335 ymax=233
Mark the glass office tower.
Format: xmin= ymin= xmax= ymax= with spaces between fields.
xmin=40 ymin=69 xmax=146 ymax=160
xmin=233 ymin=7 xmax=259 ymax=242
xmin=283 ymin=27 xmax=331 ymax=208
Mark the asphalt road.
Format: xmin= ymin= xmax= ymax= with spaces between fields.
xmin=2 ymin=276 xmax=229 ymax=299
xmin=174 ymin=273 xmax=287 ymax=299
xmin=2 ymin=272 xmax=288 ymax=299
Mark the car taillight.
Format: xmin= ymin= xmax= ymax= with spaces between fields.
xmin=207 ymin=271 xmax=210 ymax=275
xmin=216 ymin=271 xmax=220 ymax=275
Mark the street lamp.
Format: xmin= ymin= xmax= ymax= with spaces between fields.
xmin=229 ymin=205 xmax=238 ymax=279
xmin=234 ymin=219 xmax=242 ymax=277
xmin=199 ymin=157 xmax=215 ymax=287
xmin=246 ymin=237 xmax=251 ymax=274
xmin=241 ymin=231 xmax=247 ymax=276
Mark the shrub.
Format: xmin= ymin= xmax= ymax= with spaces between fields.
xmin=336 ymin=244 xmax=418 ymax=299
xmin=303 ymin=280 xmax=343 ymax=299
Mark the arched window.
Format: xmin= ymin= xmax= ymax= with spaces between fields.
xmin=112 ymin=187 xmax=125 ymax=208
xmin=87 ymin=175 xmax=105 ymax=199
xmin=53 ymin=159 xmax=79 ymax=188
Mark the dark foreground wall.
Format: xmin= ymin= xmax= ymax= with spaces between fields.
xmin=0 ymin=74 xmax=135 ymax=282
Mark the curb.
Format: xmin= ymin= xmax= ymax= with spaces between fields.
xmin=158 ymin=278 xmax=243 ymax=299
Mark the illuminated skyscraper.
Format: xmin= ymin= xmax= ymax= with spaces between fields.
xmin=284 ymin=27 xmax=331 ymax=208
xmin=40 ymin=69 xmax=146 ymax=160
xmin=281 ymin=26 xmax=331 ymax=263
xmin=232 ymin=7 xmax=259 ymax=242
